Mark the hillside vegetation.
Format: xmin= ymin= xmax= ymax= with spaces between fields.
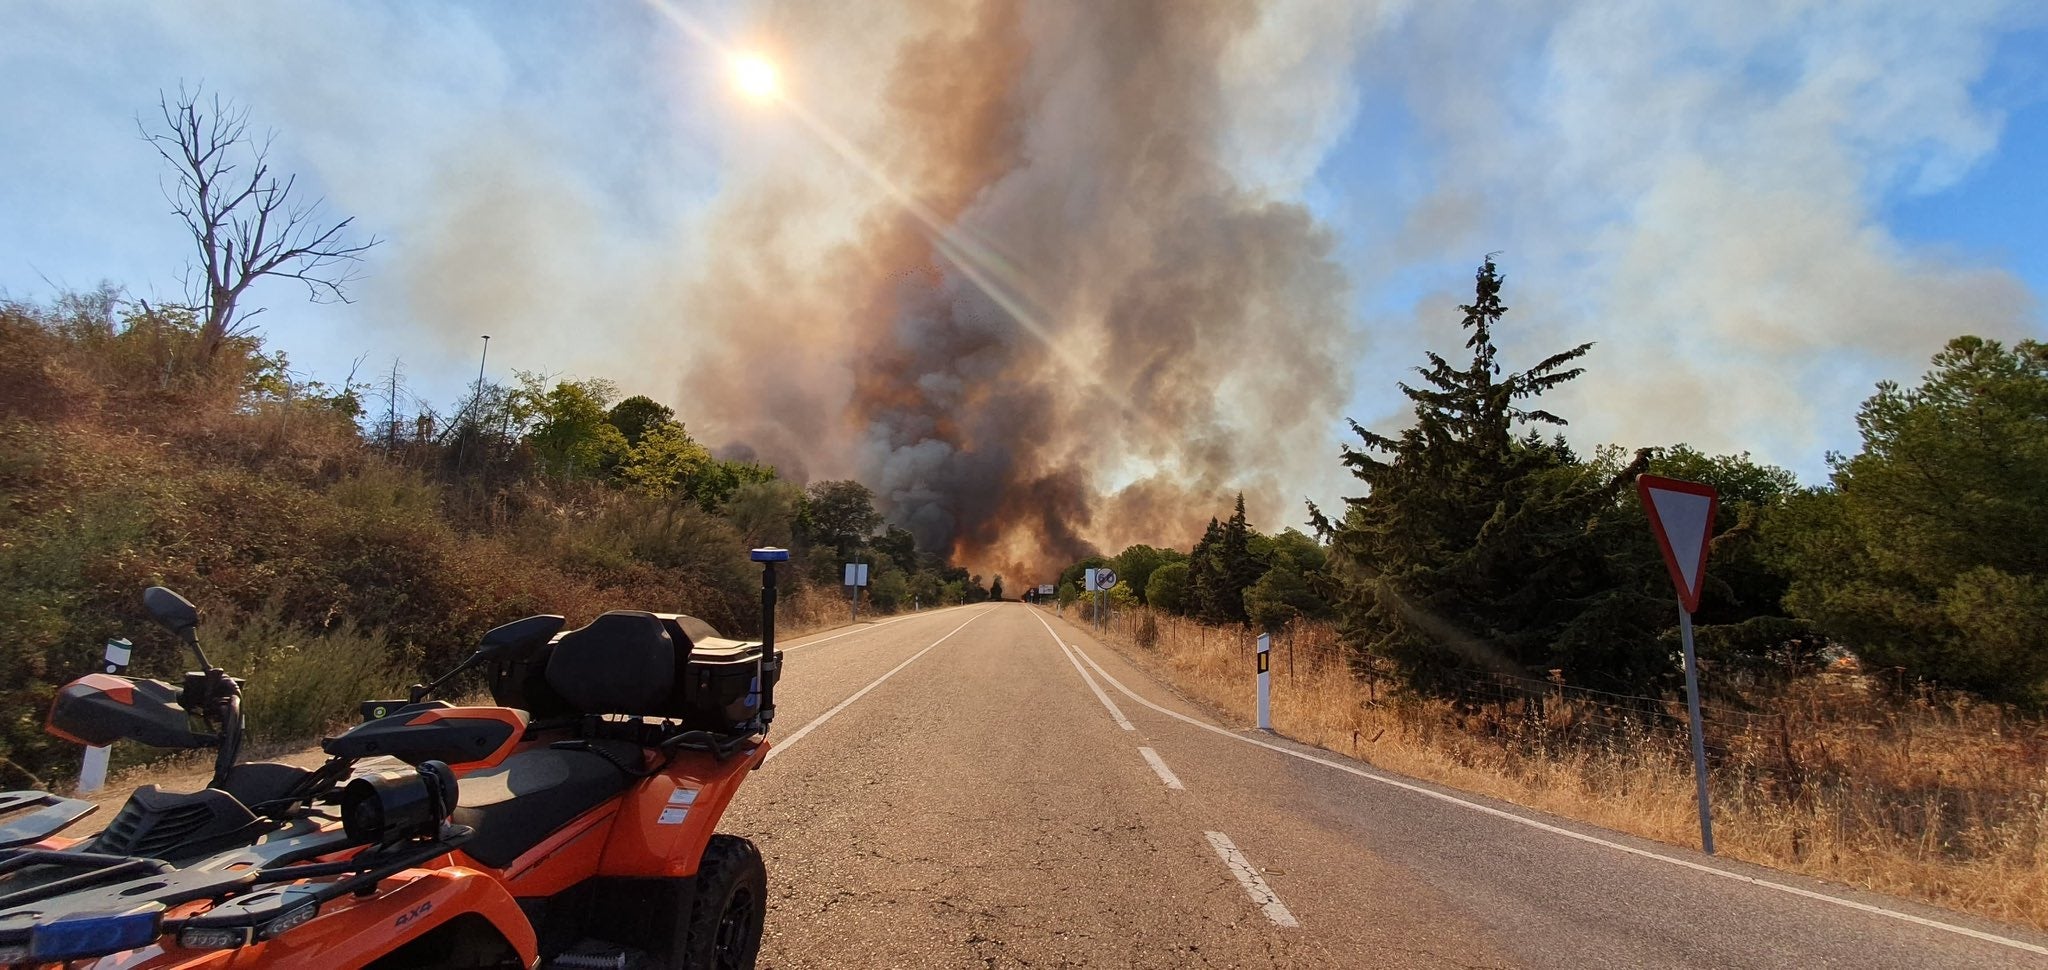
xmin=0 ymin=292 xmax=984 ymax=785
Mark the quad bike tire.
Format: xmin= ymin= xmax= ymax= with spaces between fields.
xmin=676 ymin=834 xmax=766 ymax=970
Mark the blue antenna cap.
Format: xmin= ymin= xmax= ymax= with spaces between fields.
xmin=750 ymin=547 xmax=791 ymax=562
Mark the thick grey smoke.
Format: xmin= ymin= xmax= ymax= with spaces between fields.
xmin=679 ymin=0 xmax=1367 ymax=577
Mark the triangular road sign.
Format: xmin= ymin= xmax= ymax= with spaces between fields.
xmin=1637 ymin=474 xmax=1719 ymax=613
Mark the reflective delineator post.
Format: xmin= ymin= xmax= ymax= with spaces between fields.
xmin=1256 ymin=633 xmax=1272 ymax=732
xmin=77 ymin=637 xmax=132 ymax=794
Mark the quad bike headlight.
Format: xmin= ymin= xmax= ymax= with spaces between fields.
xmin=341 ymin=760 xmax=457 ymax=845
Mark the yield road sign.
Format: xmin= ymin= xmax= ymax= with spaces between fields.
xmin=1637 ymin=475 xmax=1718 ymax=613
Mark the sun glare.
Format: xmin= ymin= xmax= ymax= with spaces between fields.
xmin=732 ymin=52 xmax=781 ymax=102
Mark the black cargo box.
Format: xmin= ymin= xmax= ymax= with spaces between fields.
xmin=652 ymin=613 xmax=777 ymax=734
xmin=488 ymin=611 xmax=780 ymax=734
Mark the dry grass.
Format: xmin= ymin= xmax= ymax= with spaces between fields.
xmin=1079 ymin=606 xmax=2048 ymax=930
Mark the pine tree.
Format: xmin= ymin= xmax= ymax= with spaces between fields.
xmin=1188 ymin=517 xmax=1227 ymax=622
xmin=1214 ymin=494 xmax=1264 ymax=624
xmin=1312 ymin=256 xmax=1651 ymax=688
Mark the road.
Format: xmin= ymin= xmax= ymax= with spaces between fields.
xmin=727 ymin=603 xmax=2048 ymax=969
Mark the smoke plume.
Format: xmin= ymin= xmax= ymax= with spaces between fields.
xmin=680 ymin=0 xmax=1364 ymax=579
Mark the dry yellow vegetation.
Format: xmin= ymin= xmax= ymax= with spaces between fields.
xmin=1074 ymin=605 xmax=2048 ymax=930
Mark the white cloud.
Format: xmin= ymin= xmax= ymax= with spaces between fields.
xmin=1346 ymin=0 xmax=2041 ymax=479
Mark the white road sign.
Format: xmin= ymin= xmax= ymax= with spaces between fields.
xmin=843 ymin=562 xmax=870 ymax=587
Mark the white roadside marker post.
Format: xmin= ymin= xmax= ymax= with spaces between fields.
xmin=1256 ymin=633 xmax=1272 ymax=732
xmin=76 ymin=637 xmax=132 ymax=794
xmin=1638 ymin=474 xmax=1721 ymax=856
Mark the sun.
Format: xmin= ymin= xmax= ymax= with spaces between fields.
xmin=731 ymin=52 xmax=781 ymax=103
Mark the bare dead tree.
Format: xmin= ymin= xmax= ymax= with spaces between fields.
xmin=141 ymin=84 xmax=379 ymax=362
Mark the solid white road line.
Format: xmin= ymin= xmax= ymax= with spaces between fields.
xmin=1205 ymin=831 xmax=1299 ymax=928
xmin=1033 ymin=612 xmax=1133 ymax=730
xmin=763 ymin=609 xmax=991 ymax=763
xmin=1137 ymin=746 xmax=1185 ymax=790
xmin=1060 ymin=635 xmax=2048 ymax=958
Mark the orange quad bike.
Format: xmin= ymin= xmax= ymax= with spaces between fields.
xmin=0 ymin=547 xmax=795 ymax=969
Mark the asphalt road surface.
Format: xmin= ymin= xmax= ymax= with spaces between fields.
xmin=727 ymin=603 xmax=2048 ymax=969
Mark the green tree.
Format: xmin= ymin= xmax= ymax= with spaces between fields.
xmin=1112 ymin=544 xmax=1186 ymax=606
xmin=909 ymin=570 xmax=942 ymax=607
xmin=1145 ymin=561 xmax=1190 ymax=614
xmin=1769 ymin=337 xmax=2048 ymax=703
xmin=1244 ymin=528 xmax=1333 ymax=632
xmin=726 ymin=479 xmax=803 ymax=548
xmin=871 ymin=527 xmax=919 ymax=572
xmin=1217 ymin=494 xmax=1266 ymax=622
xmin=1187 ymin=518 xmax=1226 ymax=621
xmin=869 ymin=568 xmax=911 ymax=612
xmin=1057 ymin=580 xmax=1081 ymax=608
xmin=802 ymin=480 xmax=882 ymax=555
xmin=605 ymin=395 xmax=674 ymax=447
xmin=1058 ymin=555 xmax=1112 ymax=594
xmin=1313 ymin=256 xmax=1653 ymax=689
xmin=688 ymin=458 xmax=776 ymax=513
xmin=989 ymin=575 xmax=1005 ymax=601
xmin=617 ymin=422 xmax=711 ymax=495
xmin=523 ymin=377 xmax=625 ymax=479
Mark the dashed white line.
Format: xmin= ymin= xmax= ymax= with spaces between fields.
xmin=1057 ymin=632 xmax=2048 ymax=958
xmin=1137 ymin=746 xmax=1184 ymax=790
xmin=1034 ymin=612 xmax=1133 ymax=730
xmin=764 ymin=610 xmax=991 ymax=762
xmin=1205 ymin=831 xmax=1298 ymax=928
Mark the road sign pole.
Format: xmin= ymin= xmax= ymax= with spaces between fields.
xmin=77 ymin=637 xmax=132 ymax=794
xmin=1679 ymin=606 xmax=1715 ymax=855
xmin=1256 ymin=633 xmax=1272 ymax=732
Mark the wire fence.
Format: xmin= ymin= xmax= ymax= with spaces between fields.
xmin=1077 ymin=602 xmax=1797 ymax=787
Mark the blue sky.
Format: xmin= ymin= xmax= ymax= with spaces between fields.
xmin=3 ymin=1 xmax=2044 ymax=512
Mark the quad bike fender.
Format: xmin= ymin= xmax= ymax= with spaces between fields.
xmin=597 ymin=741 xmax=768 ymax=879
xmin=480 ymin=803 xmax=623 ymax=900
xmin=93 ymin=865 xmax=537 ymax=969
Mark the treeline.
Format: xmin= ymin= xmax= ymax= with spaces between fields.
xmin=394 ymin=369 xmax=997 ymax=611
xmin=0 ymin=291 xmax=985 ymax=782
xmin=1057 ymin=258 xmax=2048 ymax=707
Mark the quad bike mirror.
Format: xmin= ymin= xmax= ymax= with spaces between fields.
xmin=478 ymin=614 xmax=567 ymax=663
xmin=403 ymin=614 xmax=568 ymax=705
xmin=143 ymin=586 xmax=200 ymax=641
